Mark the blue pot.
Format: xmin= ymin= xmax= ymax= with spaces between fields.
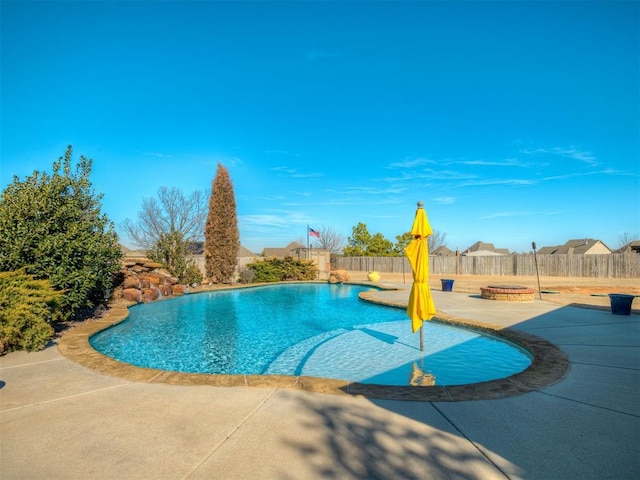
xmin=441 ymin=279 xmax=454 ymax=292
xmin=608 ymin=294 xmax=635 ymax=315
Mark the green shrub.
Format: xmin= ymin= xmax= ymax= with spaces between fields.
xmin=0 ymin=269 xmax=61 ymax=353
xmin=182 ymin=260 xmax=203 ymax=286
xmin=0 ymin=147 xmax=121 ymax=321
xmin=247 ymin=257 xmax=318 ymax=283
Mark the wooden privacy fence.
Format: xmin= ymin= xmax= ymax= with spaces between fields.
xmin=333 ymin=253 xmax=640 ymax=279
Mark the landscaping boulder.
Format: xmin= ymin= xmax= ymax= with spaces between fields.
xmin=123 ymin=276 xmax=141 ymax=290
xmin=122 ymin=288 xmax=142 ymax=303
xmin=117 ymin=257 xmax=188 ymax=304
xmin=159 ymin=284 xmax=173 ymax=296
xmin=329 ymin=270 xmax=351 ymax=284
xmin=142 ymin=287 xmax=161 ymax=303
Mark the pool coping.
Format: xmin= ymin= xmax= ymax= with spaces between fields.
xmin=57 ymin=282 xmax=569 ymax=402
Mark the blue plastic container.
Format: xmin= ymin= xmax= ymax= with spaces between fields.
xmin=608 ymin=294 xmax=635 ymax=315
xmin=441 ymin=279 xmax=454 ymax=292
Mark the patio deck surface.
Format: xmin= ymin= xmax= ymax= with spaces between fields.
xmin=1 ymin=284 xmax=638 ymax=479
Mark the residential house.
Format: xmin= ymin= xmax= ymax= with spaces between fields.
xmin=263 ymin=241 xmax=331 ymax=279
xmin=186 ymin=242 xmax=260 ymax=279
xmin=614 ymin=240 xmax=640 ymax=254
xmin=462 ymin=241 xmax=510 ymax=256
xmin=537 ymin=238 xmax=612 ymax=255
xmin=432 ymin=245 xmax=456 ymax=256
xmin=263 ymin=241 xmax=307 ymax=259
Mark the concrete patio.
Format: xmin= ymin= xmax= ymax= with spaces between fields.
xmin=1 ymin=286 xmax=638 ymax=479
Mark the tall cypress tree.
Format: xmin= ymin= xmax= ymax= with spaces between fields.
xmin=204 ymin=164 xmax=239 ymax=283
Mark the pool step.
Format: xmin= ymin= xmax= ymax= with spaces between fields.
xmin=263 ymin=328 xmax=349 ymax=375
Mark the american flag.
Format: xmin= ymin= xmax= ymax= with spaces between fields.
xmin=308 ymin=227 xmax=320 ymax=238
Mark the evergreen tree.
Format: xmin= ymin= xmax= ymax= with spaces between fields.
xmin=0 ymin=146 xmax=122 ymax=321
xmin=204 ymin=164 xmax=239 ymax=283
xmin=342 ymin=222 xmax=371 ymax=256
xmin=343 ymin=222 xmax=395 ymax=256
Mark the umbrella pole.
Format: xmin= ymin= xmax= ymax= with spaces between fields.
xmin=420 ymin=325 xmax=424 ymax=351
xmin=532 ymin=241 xmax=542 ymax=300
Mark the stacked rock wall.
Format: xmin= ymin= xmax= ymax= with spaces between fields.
xmin=118 ymin=258 xmax=189 ymax=304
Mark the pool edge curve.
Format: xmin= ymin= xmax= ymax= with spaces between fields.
xmin=58 ymin=282 xmax=569 ymax=402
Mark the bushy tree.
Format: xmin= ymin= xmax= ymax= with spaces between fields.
xmin=394 ymin=232 xmax=414 ymax=255
xmin=368 ymin=233 xmax=395 ymax=256
xmin=342 ymin=222 xmax=371 ymax=256
xmin=342 ymin=223 xmax=394 ymax=256
xmin=122 ymin=187 xmax=206 ymax=284
xmin=247 ymin=257 xmax=317 ymax=282
xmin=205 ymin=164 xmax=239 ymax=283
xmin=0 ymin=269 xmax=61 ymax=353
xmin=0 ymin=146 xmax=121 ymax=320
xmin=395 ymin=230 xmax=448 ymax=255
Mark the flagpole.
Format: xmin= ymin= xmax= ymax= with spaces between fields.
xmin=306 ymin=225 xmax=310 ymax=260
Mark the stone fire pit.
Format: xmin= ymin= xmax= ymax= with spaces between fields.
xmin=480 ymin=285 xmax=535 ymax=302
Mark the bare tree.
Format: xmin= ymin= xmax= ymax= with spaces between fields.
xmin=395 ymin=230 xmax=448 ymax=255
xmin=315 ymin=225 xmax=346 ymax=253
xmin=617 ymin=231 xmax=638 ymax=249
xmin=122 ymin=187 xmax=207 ymax=282
xmin=428 ymin=230 xmax=448 ymax=251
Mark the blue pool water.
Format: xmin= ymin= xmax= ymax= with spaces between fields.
xmin=90 ymin=283 xmax=532 ymax=386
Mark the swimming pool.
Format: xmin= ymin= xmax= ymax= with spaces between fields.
xmin=90 ymin=283 xmax=532 ymax=386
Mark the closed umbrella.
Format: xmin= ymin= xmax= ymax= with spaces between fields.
xmin=405 ymin=201 xmax=436 ymax=351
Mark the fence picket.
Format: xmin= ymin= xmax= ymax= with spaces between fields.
xmin=334 ymin=253 xmax=639 ymax=278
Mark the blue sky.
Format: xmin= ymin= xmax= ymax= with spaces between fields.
xmin=2 ymin=1 xmax=639 ymax=254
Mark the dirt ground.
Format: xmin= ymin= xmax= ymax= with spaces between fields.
xmin=346 ymin=271 xmax=640 ymax=312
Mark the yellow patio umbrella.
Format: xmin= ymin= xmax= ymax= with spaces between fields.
xmin=405 ymin=201 xmax=436 ymax=351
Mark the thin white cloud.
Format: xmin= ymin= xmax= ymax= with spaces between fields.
xmin=271 ymin=166 xmax=297 ymax=174
xmin=542 ymin=168 xmax=630 ymax=181
xmin=195 ymin=155 xmax=244 ymax=169
xmin=240 ymin=210 xmax=315 ymax=229
xmin=456 ymin=178 xmax=537 ymax=187
xmin=382 ymin=169 xmax=477 ymax=183
xmin=388 ymin=157 xmax=437 ymax=169
xmin=271 ymin=166 xmax=324 ymax=178
xmin=290 ymin=172 xmax=324 ymax=179
xmin=142 ymin=151 xmax=171 ymax=159
xmin=259 ymin=195 xmax=286 ymax=201
xmin=457 ymin=158 xmax=533 ymax=168
xmin=434 ymin=196 xmax=456 ymax=205
xmin=479 ymin=210 xmax=566 ymax=220
xmin=283 ymin=195 xmax=405 ymax=208
xmin=522 ymin=146 xmax=598 ymax=166
xmin=343 ymin=185 xmax=408 ymax=195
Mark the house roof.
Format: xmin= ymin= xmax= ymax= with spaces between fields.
xmin=263 ymin=242 xmax=306 ymax=258
xmin=238 ymin=246 xmax=257 ymax=257
xmin=538 ymin=238 xmax=611 ymax=254
xmin=432 ymin=245 xmax=455 ymax=256
xmin=614 ymin=240 xmax=640 ymax=253
xmin=463 ymin=250 xmax=506 ymax=256
xmin=174 ymin=241 xmax=257 ymax=257
xmin=463 ymin=241 xmax=509 ymax=255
